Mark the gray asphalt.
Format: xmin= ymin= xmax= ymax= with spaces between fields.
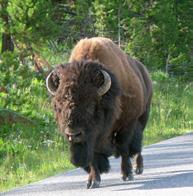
xmin=2 ymin=133 xmax=193 ymax=196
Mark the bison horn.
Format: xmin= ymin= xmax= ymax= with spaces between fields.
xmin=97 ymin=70 xmax=111 ymax=96
xmin=46 ymin=70 xmax=58 ymax=96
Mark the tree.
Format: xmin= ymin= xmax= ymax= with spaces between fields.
xmin=0 ymin=0 xmax=14 ymax=53
xmin=0 ymin=0 xmax=59 ymax=56
xmin=123 ymin=0 xmax=193 ymax=77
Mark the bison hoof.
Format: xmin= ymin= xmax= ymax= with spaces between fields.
xmin=122 ymin=174 xmax=134 ymax=181
xmin=128 ymin=174 xmax=134 ymax=181
xmin=122 ymin=175 xmax=127 ymax=181
xmin=87 ymin=180 xmax=100 ymax=189
xmin=135 ymin=167 xmax=143 ymax=175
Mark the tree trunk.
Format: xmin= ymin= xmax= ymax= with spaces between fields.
xmin=117 ymin=5 xmax=121 ymax=48
xmin=1 ymin=33 xmax=14 ymax=53
xmin=1 ymin=0 xmax=14 ymax=53
xmin=0 ymin=109 xmax=36 ymax=127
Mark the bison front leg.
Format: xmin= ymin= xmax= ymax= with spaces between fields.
xmin=85 ymin=152 xmax=110 ymax=189
xmin=87 ymin=164 xmax=101 ymax=189
xmin=121 ymin=153 xmax=134 ymax=181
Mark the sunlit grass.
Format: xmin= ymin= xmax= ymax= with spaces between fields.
xmin=0 ymin=147 xmax=73 ymax=191
xmin=144 ymin=71 xmax=193 ymax=145
xmin=0 ymin=123 xmax=73 ymax=191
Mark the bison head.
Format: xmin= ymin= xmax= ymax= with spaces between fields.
xmin=46 ymin=60 xmax=120 ymax=167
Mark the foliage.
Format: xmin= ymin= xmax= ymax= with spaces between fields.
xmin=1 ymin=0 xmax=193 ymax=78
xmin=123 ymin=0 xmax=193 ymax=76
xmin=8 ymin=0 xmax=57 ymax=42
xmin=0 ymin=51 xmax=44 ymax=111
xmin=0 ymin=0 xmax=59 ymax=55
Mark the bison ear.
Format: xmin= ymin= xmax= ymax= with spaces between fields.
xmin=46 ymin=70 xmax=60 ymax=96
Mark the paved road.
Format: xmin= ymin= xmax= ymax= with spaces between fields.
xmin=2 ymin=133 xmax=193 ymax=196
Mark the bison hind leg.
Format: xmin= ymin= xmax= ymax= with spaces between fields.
xmin=132 ymin=108 xmax=150 ymax=174
xmin=129 ymin=120 xmax=144 ymax=174
xmin=134 ymin=153 xmax=143 ymax=174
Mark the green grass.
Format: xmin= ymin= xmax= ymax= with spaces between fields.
xmin=0 ymin=71 xmax=193 ymax=192
xmin=0 ymin=123 xmax=73 ymax=191
xmin=144 ymin=71 xmax=193 ymax=144
xmin=0 ymin=147 xmax=72 ymax=191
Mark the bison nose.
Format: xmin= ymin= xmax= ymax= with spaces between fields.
xmin=64 ymin=127 xmax=82 ymax=143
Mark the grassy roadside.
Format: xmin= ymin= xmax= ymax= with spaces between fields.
xmin=0 ymin=71 xmax=193 ymax=192
xmin=144 ymin=71 xmax=193 ymax=145
xmin=0 ymin=119 xmax=73 ymax=191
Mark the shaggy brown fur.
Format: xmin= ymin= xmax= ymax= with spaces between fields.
xmin=69 ymin=37 xmax=149 ymax=121
xmin=46 ymin=37 xmax=153 ymax=189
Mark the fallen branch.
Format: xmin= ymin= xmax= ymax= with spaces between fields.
xmin=0 ymin=109 xmax=36 ymax=127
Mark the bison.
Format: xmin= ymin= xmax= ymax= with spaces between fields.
xmin=46 ymin=37 xmax=153 ymax=189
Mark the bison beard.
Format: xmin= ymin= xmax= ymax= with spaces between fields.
xmin=46 ymin=37 xmax=152 ymax=189
xmin=70 ymin=142 xmax=89 ymax=167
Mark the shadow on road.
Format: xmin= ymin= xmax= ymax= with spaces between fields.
xmin=111 ymin=170 xmax=193 ymax=191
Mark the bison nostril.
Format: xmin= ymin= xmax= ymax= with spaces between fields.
xmin=69 ymin=133 xmax=82 ymax=142
xmin=74 ymin=132 xmax=81 ymax=138
xmin=65 ymin=130 xmax=82 ymax=142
